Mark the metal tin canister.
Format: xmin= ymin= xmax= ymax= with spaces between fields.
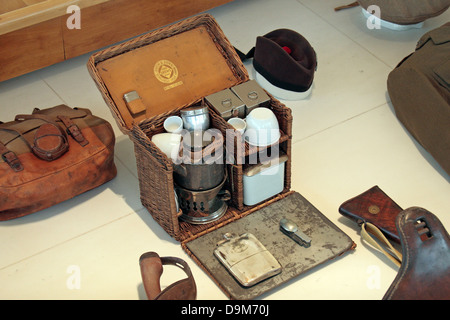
xmin=180 ymin=105 xmax=210 ymax=131
xmin=231 ymin=80 xmax=270 ymax=114
xmin=243 ymin=154 xmax=288 ymax=206
xmin=173 ymin=131 xmax=225 ymax=191
xmin=205 ymin=89 xmax=246 ymax=120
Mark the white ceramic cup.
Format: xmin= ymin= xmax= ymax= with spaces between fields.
xmin=151 ymin=133 xmax=182 ymax=160
xmin=164 ymin=116 xmax=183 ymax=134
xmin=244 ymin=107 xmax=280 ymax=146
xmin=227 ymin=117 xmax=247 ymax=135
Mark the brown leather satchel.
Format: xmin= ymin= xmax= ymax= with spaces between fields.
xmin=0 ymin=105 xmax=117 ymax=221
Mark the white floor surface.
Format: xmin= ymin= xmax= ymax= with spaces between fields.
xmin=0 ymin=0 xmax=449 ymax=300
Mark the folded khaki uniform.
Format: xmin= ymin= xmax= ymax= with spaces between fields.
xmin=388 ymin=23 xmax=450 ymax=175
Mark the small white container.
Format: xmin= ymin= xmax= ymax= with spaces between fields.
xmin=151 ymin=133 xmax=181 ymax=160
xmin=227 ymin=117 xmax=246 ymax=135
xmin=164 ymin=116 xmax=183 ymax=133
xmin=244 ymin=107 xmax=280 ymax=147
xmin=243 ymin=154 xmax=288 ymax=206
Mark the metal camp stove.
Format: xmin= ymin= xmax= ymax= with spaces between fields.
xmin=176 ymin=174 xmax=230 ymax=225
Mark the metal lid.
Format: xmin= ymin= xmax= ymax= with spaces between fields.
xmin=205 ymin=89 xmax=245 ymax=116
xmin=231 ymin=80 xmax=270 ymax=109
xmin=123 ymin=90 xmax=140 ymax=103
xmin=180 ymin=105 xmax=209 ymax=116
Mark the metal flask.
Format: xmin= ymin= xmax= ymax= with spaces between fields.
xmin=173 ymin=131 xmax=224 ymax=191
xmin=214 ymin=233 xmax=282 ymax=287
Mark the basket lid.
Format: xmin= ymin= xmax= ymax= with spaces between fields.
xmin=88 ymin=14 xmax=249 ymax=131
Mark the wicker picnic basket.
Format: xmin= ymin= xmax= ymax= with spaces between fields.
xmin=87 ymin=13 xmax=293 ymax=242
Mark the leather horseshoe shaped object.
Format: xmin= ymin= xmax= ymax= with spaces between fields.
xmin=139 ymin=252 xmax=197 ymax=300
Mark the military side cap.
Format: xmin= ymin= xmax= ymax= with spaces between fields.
xmin=251 ymin=29 xmax=318 ymax=100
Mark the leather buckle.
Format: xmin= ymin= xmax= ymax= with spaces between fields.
xmin=66 ymin=124 xmax=81 ymax=140
xmin=58 ymin=116 xmax=89 ymax=147
xmin=66 ymin=124 xmax=89 ymax=146
xmin=2 ymin=150 xmax=24 ymax=172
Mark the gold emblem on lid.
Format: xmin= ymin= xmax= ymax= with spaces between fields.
xmin=154 ymin=60 xmax=178 ymax=84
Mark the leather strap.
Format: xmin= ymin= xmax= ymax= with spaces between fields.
xmin=16 ymin=113 xmax=89 ymax=147
xmin=361 ymin=222 xmax=402 ymax=267
xmin=0 ymin=117 xmax=69 ymax=163
xmin=58 ymin=115 xmax=89 ymax=146
xmin=334 ymin=1 xmax=359 ymax=11
xmin=139 ymin=252 xmax=197 ymax=300
xmin=0 ymin=110 xmax=89 ymax=170
xmin=234 ymin=46 xmax=255 ymax=62
xmin=15 ymin=113 xmax=58 ymax=124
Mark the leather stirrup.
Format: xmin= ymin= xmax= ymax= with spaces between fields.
xmin=139 ymin=252 xmax=197 ymax=300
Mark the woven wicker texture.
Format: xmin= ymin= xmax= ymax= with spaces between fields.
xmin=88 ymin=13 xmax=293 ymax=241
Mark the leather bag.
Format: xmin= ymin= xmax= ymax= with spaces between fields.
xmin=0 ymin=105 xmax=117 ymax=221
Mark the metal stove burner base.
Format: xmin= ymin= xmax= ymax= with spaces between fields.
xmin=176 ymin=174 xmax=230 ymax=225
xmin=179 ymin=200 xmax=228 ymax=225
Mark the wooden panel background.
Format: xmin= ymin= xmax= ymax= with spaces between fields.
xmin=0 ymin=0 xmax=233 ymax=81
xmin=63 ymin=0 xmax=234 ymax=59
xmin=0 ymin=0 xmax=47 ymax=15
xmin=0 ymin=17 xmax=64 ymax=81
